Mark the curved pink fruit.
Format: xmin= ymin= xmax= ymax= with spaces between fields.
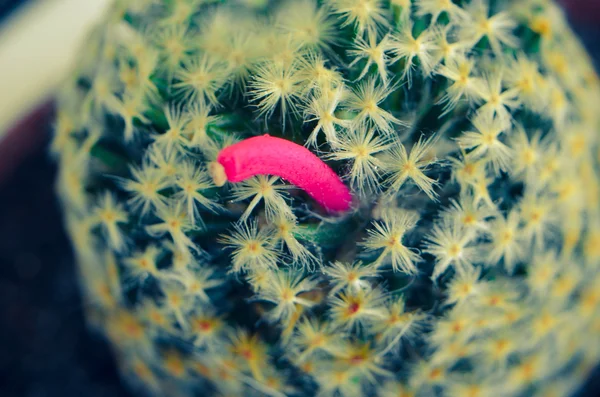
xmin=211 ymin=134 xmax=352 ymax=213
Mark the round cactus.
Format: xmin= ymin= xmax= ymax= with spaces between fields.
xmin=54 ymin=0 xmax=600 ymax=396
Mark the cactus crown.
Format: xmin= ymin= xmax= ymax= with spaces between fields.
xmin=54 ymin=0 xmax=600 ymax=396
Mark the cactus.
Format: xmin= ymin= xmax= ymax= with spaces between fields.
xmin=54 ymin=0 xmax=600 ymax=396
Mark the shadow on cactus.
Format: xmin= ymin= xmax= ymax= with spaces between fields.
xmin=53 ymin=0 xmax=600 ymax=396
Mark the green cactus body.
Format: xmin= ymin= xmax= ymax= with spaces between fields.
xmin=54 ymin=0 xmax=600 ymax=396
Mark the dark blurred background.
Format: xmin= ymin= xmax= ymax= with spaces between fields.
xmin=0 ymin=0 xmax=22 ymax=19
xmin=0 ymin=1 xmax=599 ymax=397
